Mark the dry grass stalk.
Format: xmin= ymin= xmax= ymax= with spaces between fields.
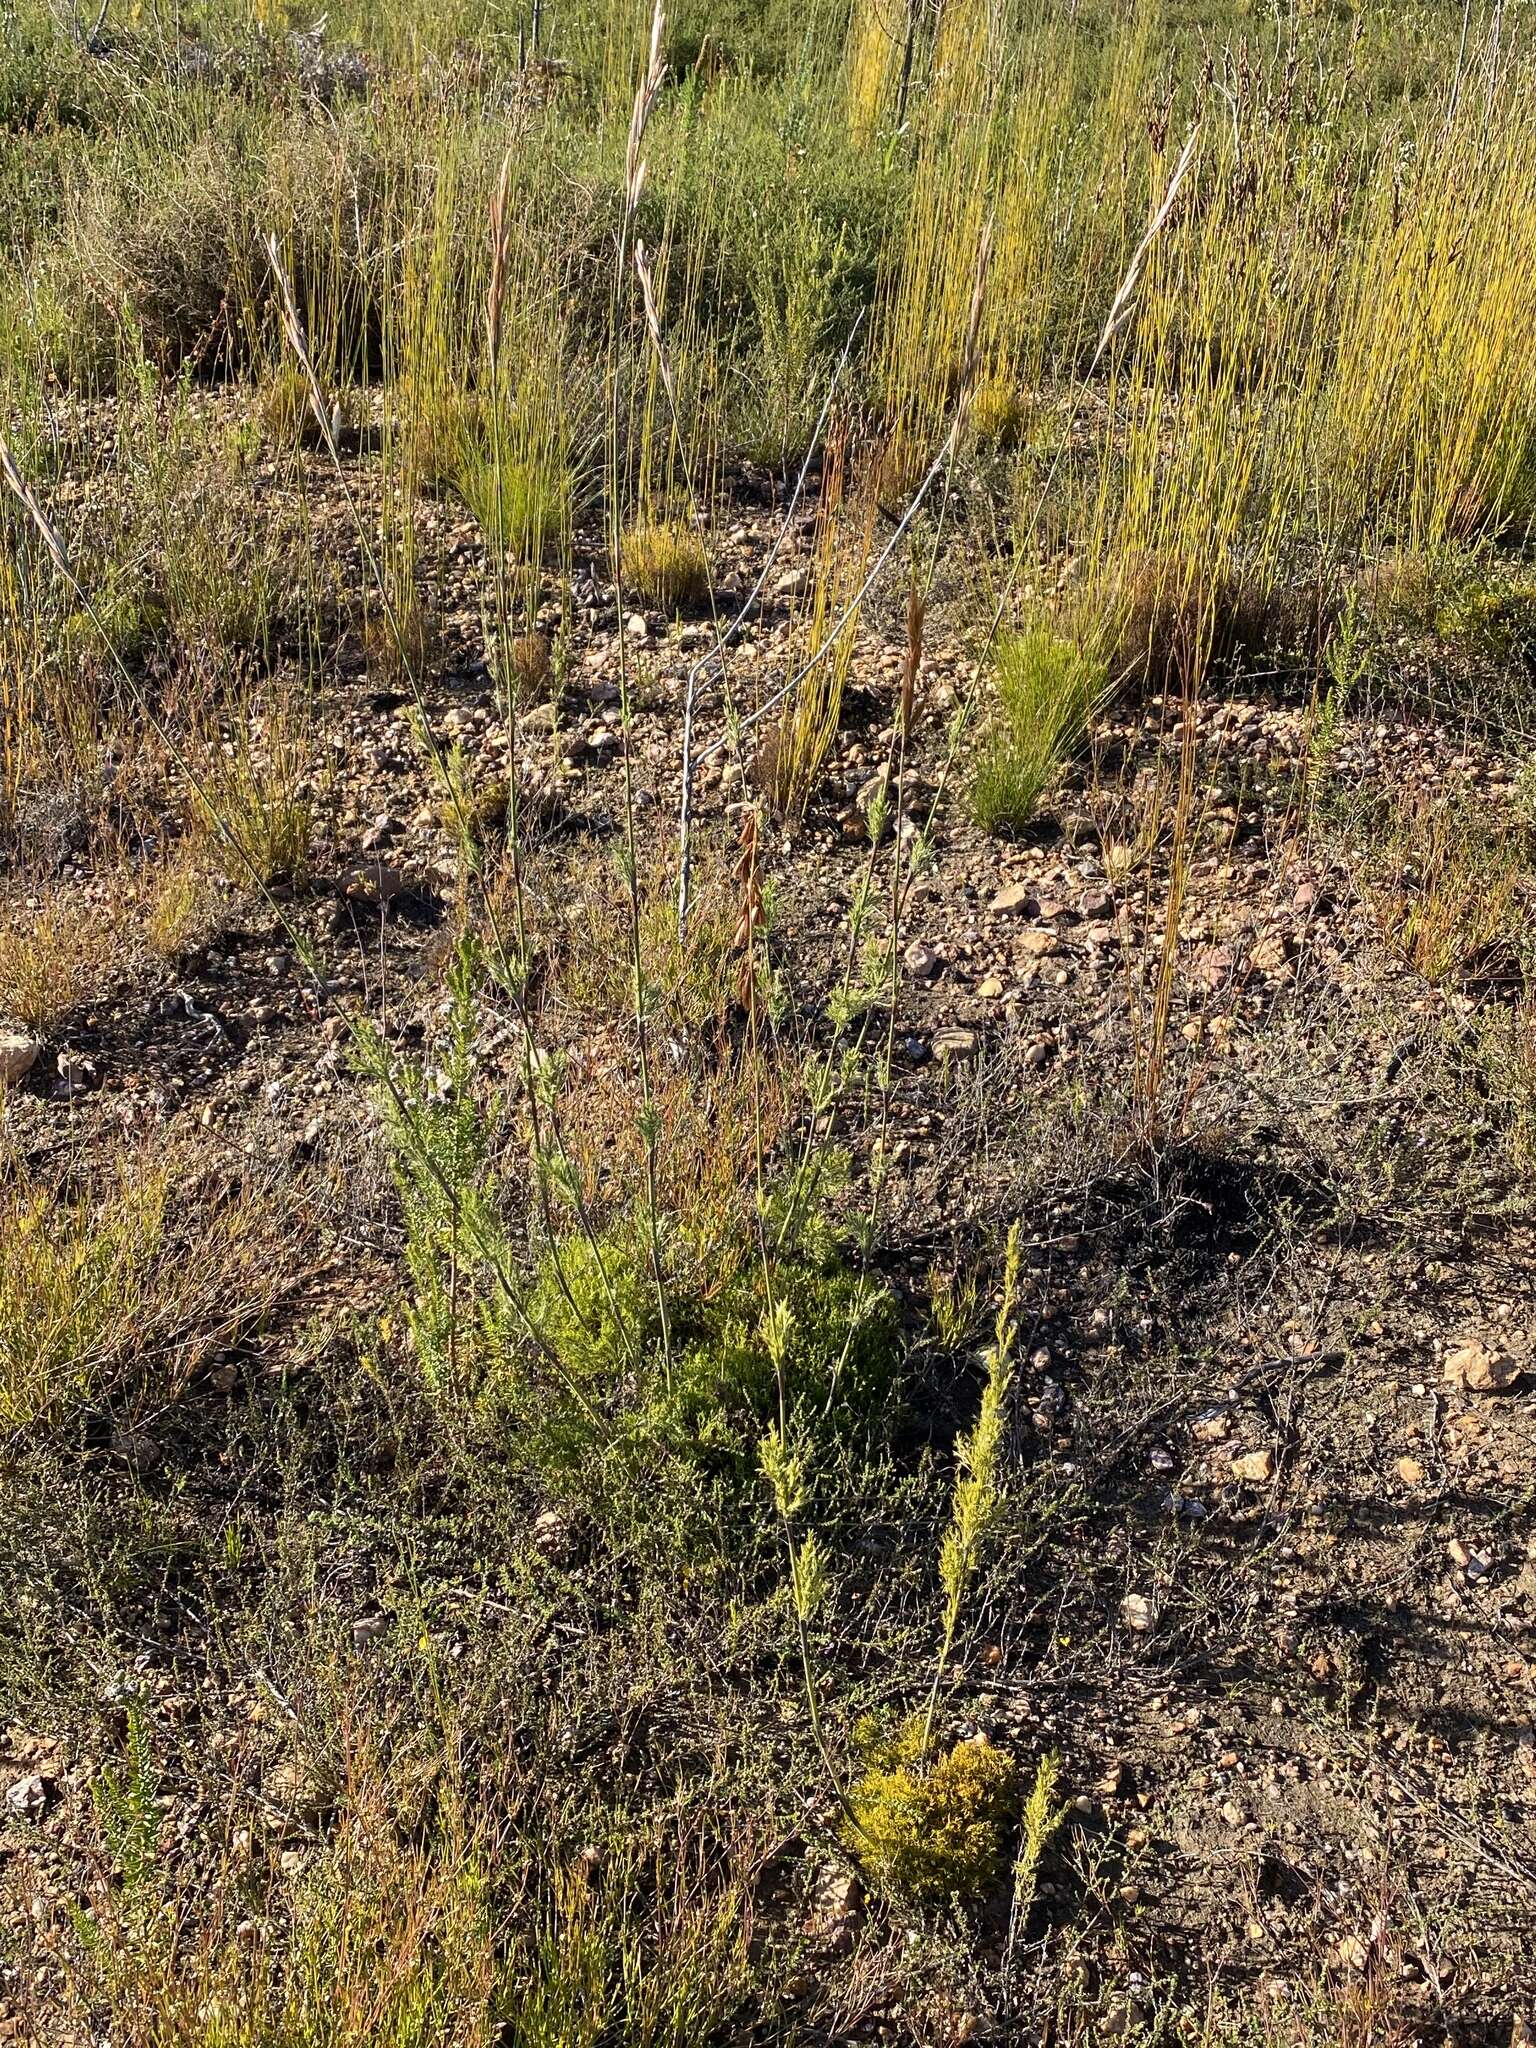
xmin=724 ymin=222 xmax=994 ymax=781
xmin=731 ymin=805 xmax=765 ymax=1012
xmin=1092 ymin=125 xmax=1201 ymax=365
xmin=485 ymin=149 xmax=514 ymax=364
xmin=633 ymin=241 xmax=679 ymax=417
xmin=759 ymin=424 xmax=877 ymax=814
xmin=260 ymin=233 xmax=337 ymax=457
xmin=900 ymin=578 xmax=926 ymax=739
xmin=675 ymin=310 xmax=867 ymax=933
xmin=624 ymin=1 xmax=668 ymax=233
xmin=951 ymin=215 xmax=995 ymax=441
xmin=0 ymin=434 xmax=71 ymax=580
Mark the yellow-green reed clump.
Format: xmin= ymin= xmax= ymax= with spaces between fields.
xmin=622 ymin=516 xmax=709 ymax=610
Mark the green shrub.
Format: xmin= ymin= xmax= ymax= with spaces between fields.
xmin=524 ymin=1226 xmax=662 ymax=1402
xmin=667 ymin=1257 xmax=899 ymax=1457
xmin=369 ymin=948 xmax=899 ymax=1506
xmin=972 ymin=627 xmax=1105 ymax=835
xmin=741 ymin=203 xmax=852 ymax=464
xmin=502 ymin=1223 xmax=900 ymax=1487
xmin=846 ymin=1718 xmax=1020 ymax=1903
xmin=1432 ymin=572 xmax=1536 ymax=661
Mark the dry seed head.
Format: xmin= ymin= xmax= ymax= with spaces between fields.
xmin=487 ymin=151 xmax=515 ymax=363
xmin=0 ymin=435 xmax=72 ymax=580
xmin=624 ymin=1 xmax=668 ymax=226
xmin=633 ymin=242 xmax=678 ymax=409
xmin=261 ymin=235 xmax=337 ymax=456
xmin=1092 ymin=125 xmax=1201 ymax=366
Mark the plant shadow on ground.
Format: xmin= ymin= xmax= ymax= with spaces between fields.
xmin=918 ymin=1023 xmax=1536 ymax=2008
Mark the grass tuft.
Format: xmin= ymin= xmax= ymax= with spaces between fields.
xmin=972 ymin=627 xmax=1105 ymax=834
xmin=0 ymin=887 xmax=112 ymax=1034
xmin=0 ymin=1160 xmax=168 ymax=1429
xmin=193 ymin=700 xmax=314 ymax=887
xmin=622 ymin=518 xmax=709 ymax=611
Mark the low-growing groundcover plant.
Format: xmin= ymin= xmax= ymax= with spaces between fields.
xmin=1362 ymin=787 xmax=1532 ymax=989
xmin=847 ymin=1717 xmax=1021 ymax=1902
xmin=67 ymin=1707 xmax=770 ymax=2048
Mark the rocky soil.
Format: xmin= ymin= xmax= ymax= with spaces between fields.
xmin=3 ymin=418 xmax=1535 ymax=2042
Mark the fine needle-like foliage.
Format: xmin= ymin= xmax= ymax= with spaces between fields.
xmin=972 ymin=627 xmax=1108 ymax=834
xmin=846 ymin=1717 xmax=1020 ymax=1903
xmin=759 ymin=1301 xmax=849 ymax=1824
xmin=922 ymin=1220 xmax=1022 ymax=1754
xmin=838 ymin=1227 xmax=1027 ymax=1903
